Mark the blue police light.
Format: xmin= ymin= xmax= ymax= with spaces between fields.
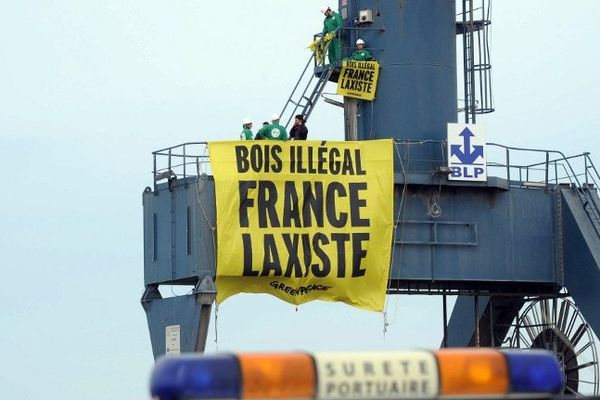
xmin=503 ymin=350 xmax=565 ymax=394
xmin=150 ymin=354 xmax=241 ymax=400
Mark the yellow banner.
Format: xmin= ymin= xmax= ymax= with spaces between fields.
xmin=337 ymin=60 xmax=380 ymax=101
xmin=308 ymin=32 xmax=335 ymax=65
xmin=209 ymin=140 xmax=394 ymax=311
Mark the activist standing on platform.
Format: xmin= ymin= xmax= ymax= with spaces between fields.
xmin=289 ymin=114 xmax=308 ymax=140
xmin=321 ymin=6 xmax=342 ymax=65
xmin=349 ymin=39 xmax=373 ymax=61
xmin=240 ymin=118 xmax=253 ymax=140
xmin=254 ymin=121 xmax=269 ymax=140
xmin=255 ymin=113 xmax=289 ymax=141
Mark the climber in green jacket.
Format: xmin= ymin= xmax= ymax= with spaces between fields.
xmin=349 ymin=39 xmax=374 ymax=61
xmin=240 ymin=118 xmax=253 ymax=140
xmin=255 ymin=113 xmax=288 ymax=141
xmin=321 ymin=6 xmax=343 ymax=65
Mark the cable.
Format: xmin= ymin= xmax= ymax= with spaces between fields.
xmin=214 ymin=303 xmax=219 ymax=352
xmin=194 ymin=144 xmax=220 ymax=351
xmin=430 ymin=141 xmax=446 ymax=217
xmin=383 ymin=140 xmax=410 ymax=336
xmin=194 ymin=144 xmax=218 ymax=275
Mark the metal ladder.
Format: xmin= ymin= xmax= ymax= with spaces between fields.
xmin=462 ymin=0 xmax=476 ymax=122
xmin=580 ymin=154 xmax=600 ymax=237
xmin=459 ymin=0 xmax=494 ymax=123
xmin=279 ymin=53 xmax=335 ymax=130
xmin=554 ymin=152 xmax=600 ymax=238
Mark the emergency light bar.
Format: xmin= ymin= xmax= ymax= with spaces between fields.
xmin=150 ymin=349 xmax=564 ymax=399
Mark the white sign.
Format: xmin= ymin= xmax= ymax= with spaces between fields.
xmin=447 ymin=123 xmax=487 ymax=182
xmin=165 ymin=325 xmax=181 ymax=356
xmin=314 ymin=351 xmax=439 ymax=399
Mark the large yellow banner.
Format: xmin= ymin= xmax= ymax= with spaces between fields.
xmin=209 ymin=140 xmax=394 ymax=311
xmin=337 ymin=60 xmax=380 ymax=101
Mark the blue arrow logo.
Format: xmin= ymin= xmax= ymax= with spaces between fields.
xmin=450 ymin=128 xmax=484 ymax=164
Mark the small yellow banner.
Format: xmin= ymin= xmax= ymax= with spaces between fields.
xmin=308 ymin=32 xmax=336 ymax=65
xmin=337 ymin=60 xmax=380 ymax=101
xmin=209 ymin=140 xmax=394 ymax=311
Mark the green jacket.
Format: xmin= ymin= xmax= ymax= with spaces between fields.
xmin=323 ymin=11 xmax=342 ymax=35
xmin=350 ymin=49 xmax=373 ymax=61
xmin=255 ymin=123 xmax=288 ymax=141
xmin=240 ymin=128 xmax=253 ymax=140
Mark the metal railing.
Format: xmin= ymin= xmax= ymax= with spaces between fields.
xmin=151 ymin=142 xmax=210 ymax=192
xmin=486 ymin=144 xmax=595 ymax=185
xmin=151 ymin=141 xmax=599 ymax=190
xmin=486 ymin=143 xmax=600 ymax=237
xmin=150 ymin=140 xmax=600 ymax=237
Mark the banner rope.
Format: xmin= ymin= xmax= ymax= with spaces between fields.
xmin=383 ymin=141 xmax=410 ymax=336
xmin=194 ymin=144 xmax=219 ymax=351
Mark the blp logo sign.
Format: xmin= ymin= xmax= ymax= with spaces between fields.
xmin=447 ymin=123 xmax=487 ymax=182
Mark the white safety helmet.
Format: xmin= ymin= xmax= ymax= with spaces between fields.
xmin=356 ymin=39 xmax=365 ymax=45
xmin=242 ymin=118 xmax=252 ymax=125
xmin=320 ymin=6 xmax=330 ymax=13
xmin=270 ymin=113 xmax=280 ymax=122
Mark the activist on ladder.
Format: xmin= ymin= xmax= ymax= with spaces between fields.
xmin=321 ymin=5 xmax=343 ymax=65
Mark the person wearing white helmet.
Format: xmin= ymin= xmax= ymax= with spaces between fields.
xmin=349 ymin=38 xmax=374 ymax=61
xmin=240 ymin=118 xmax=253 ymax=140
xmin=321 ymin=5 xmax=343 ymax=65
xmin=255 ymin=113 xmax=288 ymax=141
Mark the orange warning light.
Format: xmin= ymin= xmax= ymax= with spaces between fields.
xmin=238 ymin=352 xmax=316 ymax=399
xmin=436 ymin=349 xmax=509 ymax=395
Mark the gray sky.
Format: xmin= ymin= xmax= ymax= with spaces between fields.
xmin=1 ymin=1 xmax=599 ymax=399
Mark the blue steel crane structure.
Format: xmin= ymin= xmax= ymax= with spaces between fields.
xmin=141 ymin=1 xmax=600 ymax=394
